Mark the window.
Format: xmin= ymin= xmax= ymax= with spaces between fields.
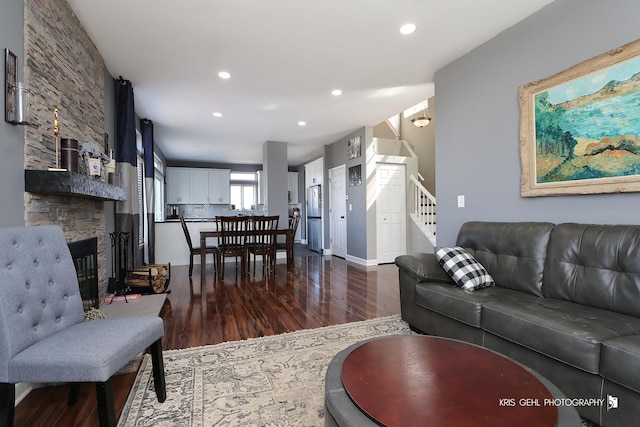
xmin=153 ymin=153 xmax=165 ymax=222
xmin=230 ymin=171 xmax=258 ymax=210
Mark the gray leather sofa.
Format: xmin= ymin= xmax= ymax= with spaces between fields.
xmin=395 ymin=221 xmax=640 ymax=427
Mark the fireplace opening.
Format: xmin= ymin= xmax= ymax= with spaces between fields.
xmin=68 ymin=237 xmax=99 ymax=309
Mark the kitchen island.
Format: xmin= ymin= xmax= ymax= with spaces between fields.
xmin=155 ymin=220 xmax=219 ymax=266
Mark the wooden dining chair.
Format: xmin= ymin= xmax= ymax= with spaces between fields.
xmin=180 ymin=215 xmax=219 ymax=277
xmin=276 ymin=215 xmax=300 ymax=264
xmin=215 ymin=216 xmax=249 ymax=280
xmin=247 ymin=215 xmax=279 ymax=277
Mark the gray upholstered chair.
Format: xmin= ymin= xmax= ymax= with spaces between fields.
xmin=0 ymin=225 xmax=166 ymax=427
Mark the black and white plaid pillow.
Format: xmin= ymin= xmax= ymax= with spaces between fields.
xmin=435 ymin=246 xmax=495 ymax=292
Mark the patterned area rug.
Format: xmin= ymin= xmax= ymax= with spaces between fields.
xmin=118 ymin=315 xmax=413 ymax=427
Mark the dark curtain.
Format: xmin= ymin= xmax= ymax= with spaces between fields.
xmin=114 ymin=78 xmax=141 ymax=269
xmin=141 ymin=119 xmax=155 ymax=264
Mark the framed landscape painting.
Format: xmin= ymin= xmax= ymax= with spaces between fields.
xmin=519 ymin=38 xmax=640 ymax=197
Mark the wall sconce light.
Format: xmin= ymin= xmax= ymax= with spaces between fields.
xmin=4 ymin=48 xmax=31 ymax=125
xmin=411 ymin=109 xmax=431 ymax=128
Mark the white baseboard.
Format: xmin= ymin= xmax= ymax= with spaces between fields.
xmin=345 ymin=254 xmax=378 ymax=266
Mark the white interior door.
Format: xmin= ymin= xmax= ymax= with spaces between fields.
xmin=377 ymin=163 xmax=406 ymax=264
xmin=329 ymin=165 xmax=347 ymax=258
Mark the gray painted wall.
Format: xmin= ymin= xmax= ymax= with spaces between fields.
xmin=0 ymin=0 xmax=25 ymax=227
xmin=325 ymin=128 xmax=369 ymax=260
xmin=435 ymin=0 xmax=640 ymax=246
xmin=263 ymin=140 xmax=289 ymax=225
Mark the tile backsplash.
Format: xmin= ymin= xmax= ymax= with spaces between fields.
xmin=168 ymin=204 xmax=265 ymax=220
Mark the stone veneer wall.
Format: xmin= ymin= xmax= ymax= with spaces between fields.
xmin=24 ymin=0 xmax=110 ymax=298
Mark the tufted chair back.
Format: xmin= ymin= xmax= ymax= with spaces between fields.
xmin=0 ymin=225 xmax=85 ymax=382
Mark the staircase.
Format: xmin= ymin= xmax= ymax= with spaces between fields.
xmin=410 ymin=174 xmax=436 ymax=246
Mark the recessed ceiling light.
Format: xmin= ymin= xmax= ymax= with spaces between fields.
xmin=298 ymin=121 xmax=306 ymax=126
xmin=400 ymin=23 xmax=416 ymax=35
xmin=213 ymin=112 xmax=222 ymax=118
xmin=331 ymin=89 xmax=342 ymax=96
xmin=218 ymin=71 xmax=231 ymax=79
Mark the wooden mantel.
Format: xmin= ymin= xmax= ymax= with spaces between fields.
xmin=25 ymin=170 xmax=127 ymax=201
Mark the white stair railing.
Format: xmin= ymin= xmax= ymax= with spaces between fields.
xmin=409 ymin=174 xmax=436 ymax=246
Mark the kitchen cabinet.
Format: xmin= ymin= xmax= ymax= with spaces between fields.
xmin=288 ymin=172 xmax=299 ymax=203
xmin=166 ymin=167 xmax=190 ymax=204
xmin=189 ymin=169 xmax=210 ymax=203
xmin=209 ymin=169 xmax=230 ymax=204
xmin=166 ymin=167 xmax=230 ymax=204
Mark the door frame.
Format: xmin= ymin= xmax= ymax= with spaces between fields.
xmin=376 ymin=162 xmax=406 ymax=264
xmin=329 ymin=164 xmax=347 ymax=258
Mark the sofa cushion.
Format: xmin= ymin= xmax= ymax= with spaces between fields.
xmin=415 ymin=283 xmax=529 ymax=328
xmin=543 ymin=223 xmax=640 ymax=317
xmin=435 ymin=246 xmax=495 ymax=291
xmin=456 ymin=221 xmax=554 ymax=297
xmin=601 ymin=336 xmax=640 ymax=394
xmin=482 ymin=297 xmax=640 ymax=374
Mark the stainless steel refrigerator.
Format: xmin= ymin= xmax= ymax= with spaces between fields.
xmin=307 ymin=185 xmax=322 ymax=253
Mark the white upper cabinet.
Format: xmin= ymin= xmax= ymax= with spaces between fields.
xmin=166 ymin=167 xmax=230 ymax=204
xmin=166 ymin=167 xmax=190 ymax=204
xmin=189 ymin=169 xmax=210 ymax=204
xmin=209 ymin=169 xmax=230 ymax=204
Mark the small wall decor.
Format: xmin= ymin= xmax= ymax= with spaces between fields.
xmin=349 ymin=165 xmax=362 ymax=186
xmin=4 ymin=48 xmax=31 ymax=125
xmin=348 ymin=136 xmax=361 ymax=159
xmin=520 ymin=38 xmax=640 ymax=197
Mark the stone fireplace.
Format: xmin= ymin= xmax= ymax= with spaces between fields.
xmin=22 ymin=0 xmax=115 ymax=300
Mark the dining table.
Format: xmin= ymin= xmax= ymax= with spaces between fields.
xmin=199 ymin=226 xmax=293 ymax=281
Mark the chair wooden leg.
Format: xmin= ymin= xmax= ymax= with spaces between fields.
xmin=188 ymin=254 xmax=194 ymax=277
xmin=96 ymin=379 xmax=116 ymax=427
xmin=0 ymin=383 xmax=15 ymax=427
xmin=67 ymin=383 xmax=80 ymax=405
xmin=150 ymin=339 xmax=167 ymax=402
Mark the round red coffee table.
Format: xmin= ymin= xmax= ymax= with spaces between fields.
xmin=324 ymin=335 xmax=581 ymax=427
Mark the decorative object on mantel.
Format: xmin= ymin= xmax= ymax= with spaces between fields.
xmin=4 ymin=48 xmax=32 ymax=126
xmin=60 ymin=137 xmax=80 ymax=173
xmin=48 ymin=106 xmax=66 ymax=171
xmin=80 ymin=140 xmax=111 ymax=180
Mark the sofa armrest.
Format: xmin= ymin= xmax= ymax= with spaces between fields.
xmin=395 ymin=253 xmax=453 ymax=284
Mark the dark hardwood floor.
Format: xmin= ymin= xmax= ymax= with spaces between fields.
xmin=12 ymin=246 xmax=401 ymax=426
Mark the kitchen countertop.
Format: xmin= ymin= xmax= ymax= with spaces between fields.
xmin=159 ymin=218 xmax=217 ymax=223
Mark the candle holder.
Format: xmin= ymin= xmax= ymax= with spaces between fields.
xmin=4 ymin=49 xmax=31 ymax=126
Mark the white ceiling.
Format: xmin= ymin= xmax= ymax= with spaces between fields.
xmin=66 ymin=0 xmax=554 ymax=166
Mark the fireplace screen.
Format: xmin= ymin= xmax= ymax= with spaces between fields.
xmin=68 ymin=237 xmax=99 ymax=309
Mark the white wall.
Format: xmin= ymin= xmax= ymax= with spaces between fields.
xmin=435 ymin=0 xmax=640 ymax=245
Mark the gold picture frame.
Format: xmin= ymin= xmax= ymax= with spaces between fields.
xmin=519 ymin=38 xmax=640 ymax=197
